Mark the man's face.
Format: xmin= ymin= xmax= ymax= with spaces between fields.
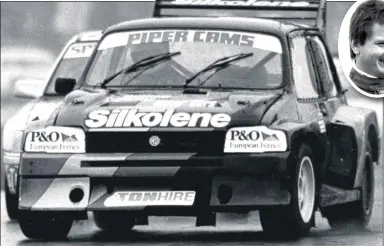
xmin=353 ymin=22 xmax=384 ymax=78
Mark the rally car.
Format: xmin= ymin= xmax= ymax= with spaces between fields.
xmin=17 ymin=0 xmax=380 ymax=240
xmin=3 ymin=30 xmax=102 ymax=220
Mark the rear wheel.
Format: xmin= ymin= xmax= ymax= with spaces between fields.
xmin=93 ymin=211 xmax=135 ymax=231
xmin=260 ymin=143 xmax=316 ymax=239
xmin=19 ymin=212 xmax=73 ymax=240
xmin=324 ymin=144 xmax=374 ymax=229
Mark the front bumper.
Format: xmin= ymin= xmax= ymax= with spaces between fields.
xmin=19 ymin=152 xmax=292 ymax=211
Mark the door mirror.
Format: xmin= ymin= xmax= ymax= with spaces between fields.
xmin=55 ymin=78 xmax=76 ymax=95
xmin=13 ymin=78 xmax=46 ymax=99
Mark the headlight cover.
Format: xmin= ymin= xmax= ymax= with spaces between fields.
xmin=24 ymin=126 xmax=85 ymax=153
xmin=224 ymin=126 xmax=287 ymax=153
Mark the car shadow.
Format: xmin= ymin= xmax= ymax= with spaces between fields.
xmin=90 ymin=229 xmax=272 ymax=243
xmin=17 ymin=228 xmax=302 ymax=245
xmin=17 ymin=227 xmax=381 ymax=246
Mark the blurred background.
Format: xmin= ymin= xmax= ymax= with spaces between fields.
xmin=1 ymin=2 xmax=155 ymax=54
xmin=0 ymin=1 xmax=382 ymax=189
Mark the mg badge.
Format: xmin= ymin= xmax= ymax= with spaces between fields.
xmin=149 ymin=135 xmax=161 ymax=147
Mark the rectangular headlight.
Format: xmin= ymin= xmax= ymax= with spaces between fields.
xmin=24 ymin=126 xmax=85 ymax=153
xmin=224 ymin=126 xmax=287 ymax=153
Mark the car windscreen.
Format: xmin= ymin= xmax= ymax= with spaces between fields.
xmin=45 ymin=42 xmax=97 ymax=94
xmin=84 ymin=29 xmax=283 ymax=90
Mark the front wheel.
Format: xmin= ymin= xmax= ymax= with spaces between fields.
xmin=260 ymin=143 xmax=316 ymax=239
xmin=19 ymin=212 xmax=73 ymax=240
xmin=5 ymin=178 xmax=19 ymax=220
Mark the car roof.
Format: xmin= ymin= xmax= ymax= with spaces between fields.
xmin=104 ymin=17 xmax=317 ymax=39
xmin=68 ymin=30 xmax=103 ymax=43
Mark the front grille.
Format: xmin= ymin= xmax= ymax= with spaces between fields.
xmin=85 ymin=131 xmax=225 ymax=155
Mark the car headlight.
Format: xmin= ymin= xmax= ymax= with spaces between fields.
xmin=224 ymin=126 xmax=287 ymax=153
xmin=24 ymin=126 xmax=85 ymax=153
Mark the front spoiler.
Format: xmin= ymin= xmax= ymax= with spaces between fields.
xmin=19 ymin=152 xmax=291 ymax=211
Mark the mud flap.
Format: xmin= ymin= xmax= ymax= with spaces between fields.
xmin=326 ymin=123 xmax=358 ymax=189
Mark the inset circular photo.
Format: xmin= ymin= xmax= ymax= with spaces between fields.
xmin=338 ymin=0 xmax=384 ymax=98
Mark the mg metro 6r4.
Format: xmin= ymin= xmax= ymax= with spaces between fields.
xmin=18 ymin=11 xmax=380 ymax=240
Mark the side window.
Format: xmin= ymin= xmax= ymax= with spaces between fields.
xmin=307 ymin=36 xmax=338 ymax=97
xmin=291 ymin=36 xmax=320 ymax=99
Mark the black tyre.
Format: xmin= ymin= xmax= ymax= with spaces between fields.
xmin=260 ymin=143 xmax=316 ymax=239
xmin=324 ymin=144 xmax=374 ymax=229
xmin=5 ymin=178 xmax=19 ymax=220
xmin=93 ymin=211 xmax=135 ymax=231
xmin=19 ymin=212 xmax=73 ymax=240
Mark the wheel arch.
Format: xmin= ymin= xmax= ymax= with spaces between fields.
xmin=290 ymin=131 xmax=326 ymax=179
xmin=330 ymin=105 xmax=380 ymax=188
xmin=289 ymin=130 xmax=326 ymax=209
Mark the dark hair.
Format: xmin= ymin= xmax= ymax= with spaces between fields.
xmin=349 ymin=0 xmax=384 ymax=58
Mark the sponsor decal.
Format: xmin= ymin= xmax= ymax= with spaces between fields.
xmin=318 ymin=120 xmax=326 ymax=133
xmin=63 ymin=42 xmax=96 ymax=59
xmin=84 ymin=109 xmax=231 ymax=129
xmin=149 ymin=135 xmax=161 ymax=146
xmin=104 ymin=191 xmax=196 ymax=207
xmin=224 ymin=126 xmax=287 ymax=153
xmin=170 ymin=0 xmax=311 ymax=7
xmin=98 ymin=29 xmax=282 ymax=54
xmin=25 ymin=127 xmax=85 ymax=153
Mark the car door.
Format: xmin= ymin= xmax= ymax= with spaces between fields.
xmin=305 ymin=33 xmax=358 ymax=189
xmin=289 ymin=31 xmax=332 ymax=183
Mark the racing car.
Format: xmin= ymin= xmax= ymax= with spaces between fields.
xmin=3 ymin=30 xmax=102 ymax=220
xmin=17 ymin=0 xmax=380 ymax=240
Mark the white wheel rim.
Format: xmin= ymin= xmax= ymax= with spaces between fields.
xmin=297 ymin=156 xmax=315 ymax=223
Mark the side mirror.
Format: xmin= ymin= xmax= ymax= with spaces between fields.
xmin=55 ymin=78 xmax=76 ymax=95
xmin=14 ymin=78 xmax=46 ymax=99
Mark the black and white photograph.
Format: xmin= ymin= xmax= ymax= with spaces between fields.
xmin=339 ymin=0 xmax=384 ymax=97
xmin=1 ymin=0 xmax=383 ymax=245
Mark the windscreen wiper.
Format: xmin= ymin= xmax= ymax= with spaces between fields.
xmin=100 ymin=51 xmax=181 ymax=89
xmin=183 ymin=52 xmax=253 ymax=89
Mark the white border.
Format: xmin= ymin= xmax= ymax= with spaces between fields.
xmin=0 ymin=0 xmax=156 ymax=1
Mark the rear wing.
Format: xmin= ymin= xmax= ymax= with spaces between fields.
xmin=153 ymin=0 xmax=326 ymax=31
